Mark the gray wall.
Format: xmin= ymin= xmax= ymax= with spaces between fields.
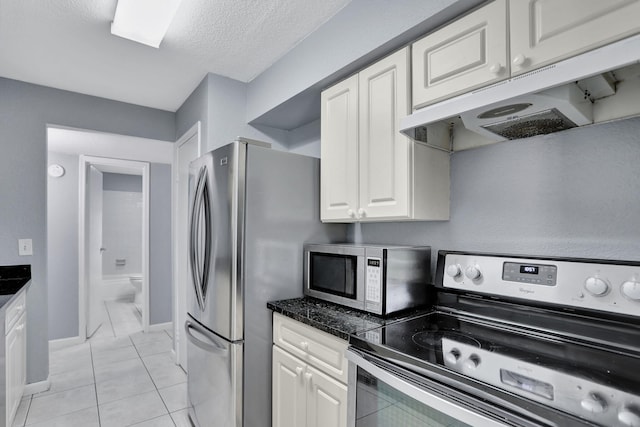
xmin=47 ymin=154 xmax=173 ymax=339
xmin=149 ymin=163 xmax=173 ymax=325
xmin=246 ymin=0 xmax=484 ymax=129
xmin=47 ymin=152 xmax=79 ymax=340
xmin=176 ymin=73 xmax=291 ymax=152
xmin=0 ymin=76 xmax=174 ymax=384
xmin=356 ymin=117 xmax=640 ymax=272
xmin=103 ymin=173 xmax=142 ymax=192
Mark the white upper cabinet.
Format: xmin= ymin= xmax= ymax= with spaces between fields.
xmin=321 ymin=47 xmax=450 ymax=223
xmin=358 ymin=48 xmax=411 ymax=220
xmin=510 ymin=0 xmax=640 ymax=75
xmin=320 ymin=75 xmax=359 ymax=222
xmin=412 ymin=0 xmax=508 ymax=109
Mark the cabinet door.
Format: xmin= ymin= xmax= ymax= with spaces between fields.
xmin=358 ymin=47 xmax=412 ymax=221
xmin=5 ymin=313 xmax=25 ymax=427
xmin=321 ymin=75 xmax=359 ymax=222
xmin=272 ymin=346 xmax=307 ymax=427
xmin=412 ymin=0 xmax=508 ymax=109
xmin=510 ymin=0 xmax=640 ymax=75
xmin=306 ymin=365 xmax=348 ymax=427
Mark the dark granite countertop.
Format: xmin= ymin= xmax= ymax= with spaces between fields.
xmin=0 ymin=265 xmax=30 ymax=311
xmin=267 ymin=297 xmax=430 ymax=341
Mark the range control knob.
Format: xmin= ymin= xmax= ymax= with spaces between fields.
xmin=584 ymin=277 xmax=610 ymax=297
xmin=621 ymin=280 xmax=640 ymax=301
xmin=618 ymin=405 xmax=640 ymax=427
xmin=463 ymin=354 xmax=481 ymax=371
xmin=444 ymin=348 xmax=461 ymax=365
xmin=446 ymin=264 xmax=462 ymax=278
xmin=464 ymin=265 xmax=482 ymax=281
xmin=580 ymin=393 xmax=607 ymax=414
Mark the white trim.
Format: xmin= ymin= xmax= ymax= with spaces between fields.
xmin=172 ymin=122 xmax=201 ymax=369
xmin=79 ymin=155 xmax=151 ymax=339
xmin=24 ymin=378 xmax=51 ymax=396
xmin=148 ymin=322 xmax=173 ymax=332
xmin=48 ymin=336 xmax=84 ymax=351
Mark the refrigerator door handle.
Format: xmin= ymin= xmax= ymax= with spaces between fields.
xmin=185 ymin=320 xmax=228 ymax=353
xmin=189 ymin=165 xmax=208 ymax=311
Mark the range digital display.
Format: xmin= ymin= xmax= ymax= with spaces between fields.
xmin=520 ymin=265 xmax=539 ymax=275
xmin=368 ymin=259 xmax=380 ymax=267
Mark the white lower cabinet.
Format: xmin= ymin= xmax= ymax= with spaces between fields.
xmin=272 ymin=314 xmax=348 ymax=427
xmin=5 ymin=293 xmax=26 ymax=427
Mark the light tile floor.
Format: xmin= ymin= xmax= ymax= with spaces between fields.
xmin=14 ymin=301 xmax=190 ymax=427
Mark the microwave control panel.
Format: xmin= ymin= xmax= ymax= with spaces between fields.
xmin=366 ymin=258 xmax=382 ymax=304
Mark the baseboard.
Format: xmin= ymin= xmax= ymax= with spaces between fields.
xmin=148 ymin=322 xmax=173 ymax=333
xmin=24 ymin=377 xmax=51 ymax=396
xmin=49 ymin=336 xmax=84 ymax=351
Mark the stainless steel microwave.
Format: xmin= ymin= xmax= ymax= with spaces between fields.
xmin=303 ymin=243 xmax=432 ymax=316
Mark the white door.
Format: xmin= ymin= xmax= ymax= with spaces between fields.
xmin=321 ymin=74 xmax=359 ymax=222
xmin=412 ymin=0 xmax=508 ymax=108
xmin=306 ymin=364 xmax=348 ymax=427
xmin=358 ymin=47 xmax=411 ymax=221
xmin=272 ymin=346 xmax=307 ymax=427
xmin=175 ymin=130 xmax=199 ymax=369
xmin=510 ymin=0 xmax=640 ymax=75
xmin=87 ymin=165 xmax=104 ymax=337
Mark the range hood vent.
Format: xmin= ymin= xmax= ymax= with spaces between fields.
xmin=400 ymin=34 xmax=640 ymax=143
xmin=459 ymin=84 xmax=592 ymax=141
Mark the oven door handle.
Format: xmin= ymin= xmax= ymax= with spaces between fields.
xmin=346 ymin=348 xmax=513 ymax=427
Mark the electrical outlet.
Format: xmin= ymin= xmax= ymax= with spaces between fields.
xmin=18 ymin=239 xmax=32 ymax=256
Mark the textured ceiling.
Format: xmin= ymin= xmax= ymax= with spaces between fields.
xmin=0 ymin=0 xmax=351 ymax=111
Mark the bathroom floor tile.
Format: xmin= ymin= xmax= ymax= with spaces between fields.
xmin=25 ymin=407 xmax=99 ymax=427
xmin=31 ymin=309 xmax=178 ymax=427
xmin=159 ymin=382 xmax=188 ymax=413
xmin=170 ymin=409 xmax=192 ymax=427
xmin=91 ymin=344 xmax=139 ymax=367
xmin=26 ymin=384 xmax=96 ymax=425
xmin=37 ymin=367 xmax=94 ymax=397
xmin=130 ymin=414 xmax=175 ymax=427
xmin=98 ymin=390 xmax=168 ymax=427
xmin=142 ymin=352 xmax=187 ymax=389
xmin=133 ymin=333 xmax=173 ymax=357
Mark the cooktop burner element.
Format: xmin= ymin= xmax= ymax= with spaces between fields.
xmin=411 ymin=330 xmax=481 ymax=351
xmin=350 ymin=250 xmax=640 ymax=427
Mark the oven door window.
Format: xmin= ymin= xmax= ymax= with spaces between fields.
xmin=310 ymin=253 xmax=357 ymax=299
xmin=355 ymin=367 xmax=472 ymax=427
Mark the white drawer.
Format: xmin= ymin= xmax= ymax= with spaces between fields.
xmin=5 ymin=292 xmax=26 ymax=334
xmin=273 ymin=313 xmax=348 ymax=384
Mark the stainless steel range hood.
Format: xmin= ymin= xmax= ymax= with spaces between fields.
xmin=400 ymin=34 xmax=640 ymax=144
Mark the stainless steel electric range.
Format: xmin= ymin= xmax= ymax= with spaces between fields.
xmin=347 ymin=250 xmax=640 ymax=427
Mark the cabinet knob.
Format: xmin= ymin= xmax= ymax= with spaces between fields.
xmin=512 ymin=54 xmax=527 ymax=67
xmin=301 ymin=341 xmax=309 ymax=351
xmin=295 ymin=367 xmax=303 ymax=376
xmin=304 ymin=372 xmax=313 ymax=385
xmin=347 ymin=209 xmax=355 ymax=218
xmin=358 ymin=208 xmax=366 ymax=218
xmin=489 ymin=62 xmax=503 ymax=74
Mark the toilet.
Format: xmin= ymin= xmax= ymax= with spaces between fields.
xmin=129 ymin=275 xmax=143 ymax=311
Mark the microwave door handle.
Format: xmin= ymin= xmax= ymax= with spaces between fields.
xmin=185 ymin=320 xmax=227 ymax=353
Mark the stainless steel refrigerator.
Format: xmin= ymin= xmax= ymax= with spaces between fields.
xmin=185 ymin=138 xmax=345 ymax=427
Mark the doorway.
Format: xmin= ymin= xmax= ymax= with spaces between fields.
xmin=79 ymin=156 xmax=150 ymax=339
xmin=173 ymin=123 xmax=200 ymax=369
